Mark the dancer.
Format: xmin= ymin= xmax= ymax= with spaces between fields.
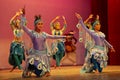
xmin=61 ymin=30 xmax=77 ymax=65
xmin=21 ymin=14 xmax=67 ymax=77
xmin=75 ymin=13 xmax=115 ymax=73
xmin=64 ymin=30 xmax=77 ymax=53
xmin=8 ymin=8 xmax=25 ymax=72
xmin=50 ymin=16 xmax=67 ymax=68
xmin=79 ymin=14 xmax=99 ymax=73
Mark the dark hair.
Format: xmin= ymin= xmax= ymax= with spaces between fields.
xmin=34 ymin=15 xmax=42 ymax=25
xmin=34 ymin=15 xmax=41 ymax=21
xmin=21 ymin=6 xmax=25 ymax=15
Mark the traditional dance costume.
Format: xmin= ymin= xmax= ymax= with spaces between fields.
xmin=21 ymin=16 xmax=66 ymax=77
xmin=77 ymin=19 xmax=113 ymax=73
xmin=9 ymin=20 xmax=25 ymax=71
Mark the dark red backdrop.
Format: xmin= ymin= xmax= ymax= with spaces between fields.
xmin=91 ymin=0 xmax=120 ymax=65
xmin=108 ymin=0 xmax=120 ymax=65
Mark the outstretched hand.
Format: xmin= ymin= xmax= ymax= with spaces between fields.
xmin=96 ymin=15 xmax=99 ymax=20
xmin=75 ymin=13 xmax=82 ymax=20
xmin=15 ymin=10 xmax=23 ymax=17
xmin=62 ymin=16 xmax=65 ymax=20
xmin=16 ymin=12 xmax=21 ymax=16
xmin=110 ymin=47 xmax=115 ymax=53
xmin=89 ymin=14 xmax=93 ymax=19
xmin=55 ymin=16 xmax=60 ymax=19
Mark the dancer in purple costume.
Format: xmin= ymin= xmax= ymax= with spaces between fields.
xmin=21 ymin=14 xmax=67 ymax=77
xmin=75 ymin=13 xmax=115 ymax=73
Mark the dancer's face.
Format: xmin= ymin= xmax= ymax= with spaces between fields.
xmin=94 ymin=23 xmax=101 ymax=31
xmin=36 ymin=21 xmax=43 ymax=30
xmin=54 ymin=22 xmax=61 ymax=30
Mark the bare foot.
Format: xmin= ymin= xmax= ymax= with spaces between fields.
xmin=95 ymin=70 xmax=99 ymax=74
xmin=44 ymin=72 xmax=51 ymax=77
xmin=10 ymin=66 xmax=16 ymax=72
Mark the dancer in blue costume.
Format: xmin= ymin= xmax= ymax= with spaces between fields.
xmin=21 ymin=14 xmax=67 ymax=77
xmin=50 ymin=16 xmax=67 ymax=68
xmin=75 ymin=13 xmax=115 ymax=73
xmin=9 ymin=8 xmax=25 ymax=72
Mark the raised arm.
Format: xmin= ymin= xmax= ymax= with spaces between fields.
xmin=50 ymin=16 xmax=60 ymax=31
xmin=84 ymin=14 xmax=93 ymax=24
xmin=10 ymin=11 xmax=22 ymax=30
xmin=75 ymin=13 xmax=94 ymax=37
xmin=61 ymin=16 xmax=67 ymax=32
xmin=20 ymin=16 xmax=32 ymax=37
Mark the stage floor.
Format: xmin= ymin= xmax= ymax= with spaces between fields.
xmin=0 ymin=66 xmax=120 ymax=80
